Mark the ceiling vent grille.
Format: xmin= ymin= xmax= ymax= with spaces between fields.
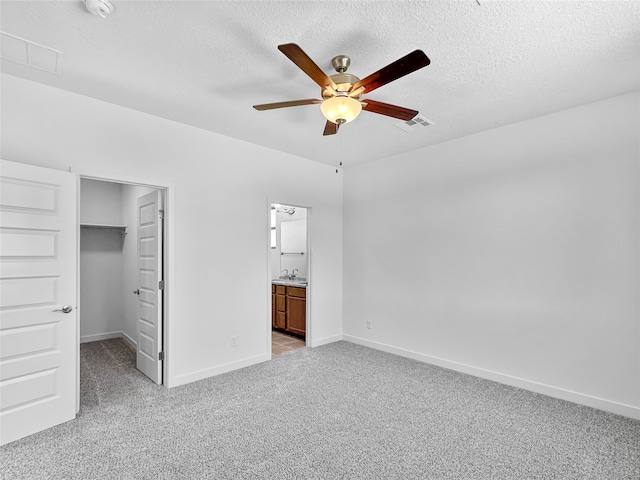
xmin=1 ymin=32 xmax=64 ymax=75
xmin=394 ymin=115 xmax=433 ymax=133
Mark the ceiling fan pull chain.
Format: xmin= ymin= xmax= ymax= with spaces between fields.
xmin=337 ymin=132 xmax=341 ymax=172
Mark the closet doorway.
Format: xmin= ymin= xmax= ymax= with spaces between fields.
xmin=79 ymin=178 xmax=167 ymax=385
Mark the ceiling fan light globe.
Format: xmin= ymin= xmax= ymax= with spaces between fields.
xmin=321 ymin=96 xmax=362 ymax=124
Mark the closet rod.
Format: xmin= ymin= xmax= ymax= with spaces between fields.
xmin=80 ymin=224 xmax=127 ymax=234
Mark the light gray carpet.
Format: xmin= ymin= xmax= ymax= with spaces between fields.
xmin=1 ymin=339 xmax=639 ymax=479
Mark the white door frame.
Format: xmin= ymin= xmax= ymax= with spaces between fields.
xmin=267 ymin=199 xmax=312 ymax=356
xmin=72 ymin=168 xmax=175 ymax=401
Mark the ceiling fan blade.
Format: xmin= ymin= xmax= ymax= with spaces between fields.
xmin=278 ymin=43 xmax=337 ymax=91
xmin=323 ymin=120 xmax=339 ymax=136
xmin=351 ymin=50 xmax=430 ymax=94
xmin=361 ymin=99 xmax=418 ymax=121
xmin=253 ymin=99 xmax=322 ymax=111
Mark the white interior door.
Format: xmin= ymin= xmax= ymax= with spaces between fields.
xmin=0 ymin=160 xmax=77 ymax=446
xmin=136 ymin=190 xmax=163 ymax=384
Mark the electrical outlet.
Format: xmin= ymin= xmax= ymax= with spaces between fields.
xmin=230 ymin=335 xmax=238 ymax=347
xmin=366 ymin=320 xmax=372 ymax=330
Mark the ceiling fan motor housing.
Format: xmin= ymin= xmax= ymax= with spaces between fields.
xmin=322 ymin=73 xmax=361 ymax=99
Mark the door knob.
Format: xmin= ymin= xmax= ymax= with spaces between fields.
xmin=53 ymin=305 xmax=73 ymax=313
xmin=133 ymin=289 xmax=140 ymax=295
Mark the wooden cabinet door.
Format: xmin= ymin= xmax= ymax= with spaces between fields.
xmin=272 ymin=292 xmax=275 ymax=327
xmin=286 ymin=296 xmax=306 ymax=336
xmin=275 ymin=311 xmax=286 ymax=329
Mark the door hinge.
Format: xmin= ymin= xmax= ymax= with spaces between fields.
xmin=159 ymin=351 xmax=164 ymax=361
xmin=159 ymin=209 xmax=165 ymax=219
xmin=159 ymin=280 xmax=165 ymax=290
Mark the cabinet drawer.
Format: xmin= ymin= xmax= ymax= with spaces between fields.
xmin=275 ymin=285 xmax=286 ymax=295
xmin=275 ymin=294 xmax=286 ymax=312
xmin=287 ymin=286 xmax=306 ymax=298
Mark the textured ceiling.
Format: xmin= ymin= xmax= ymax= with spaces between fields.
xmin=1 ymin=1 xmax=639 ymax=168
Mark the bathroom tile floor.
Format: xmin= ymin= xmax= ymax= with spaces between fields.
xmin=272 ymin=330 xmax=305 ymax=357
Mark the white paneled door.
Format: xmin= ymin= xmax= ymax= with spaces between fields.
xmin=136 ymin=190 xmax=163 ymax=384
xmin=0 ymin=160 xmax=77 ymax=445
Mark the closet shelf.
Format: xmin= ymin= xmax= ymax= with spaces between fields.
xmin=80 ymin=223 xmax=127 ymax=234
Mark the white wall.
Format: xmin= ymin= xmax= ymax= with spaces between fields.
xmin=1 ymin=74 xmax=344 ymax=387
xmin=79 ymin=179 xmax=124 ymax=341
xmin=343 ymin=91 xmax=640 ymax=418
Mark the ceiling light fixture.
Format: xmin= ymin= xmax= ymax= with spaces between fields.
xmin=83 ymin=0 xmax=115 ymax=18
xmin=275 ymin=206 xmax=296 ymax=215
xmin=320 ymin=94 xmax=362 ymax=125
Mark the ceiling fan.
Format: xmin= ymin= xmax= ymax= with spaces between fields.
xmin=253 ymin=43 xmax=431 ymax=136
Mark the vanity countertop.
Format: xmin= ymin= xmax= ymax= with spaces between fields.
xmin=272 ymin=279 xmax=307 ymax=287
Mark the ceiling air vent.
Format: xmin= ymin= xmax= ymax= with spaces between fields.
xmin=394 ymin=115 xmax=433 ymax=133
xmin=0 ymin=32 xmax=64 ymax=75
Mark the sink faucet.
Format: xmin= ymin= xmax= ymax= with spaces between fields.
xmin=290 ymin=269 xmax=299 ymax=280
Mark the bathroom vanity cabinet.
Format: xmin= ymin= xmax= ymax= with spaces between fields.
xmin=272 ymin=283 xmax=306 ymax=337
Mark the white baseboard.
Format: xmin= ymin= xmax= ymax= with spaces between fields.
xmin=310 ymin=333 xmax=343 ymax=348
xmin=170 ymin=353 xmax=271 ymax=388
xmin=80 ymin=331 xmax=137 ymax=351
xmin=169 ymin=334 xmax=344 ymax=388
xmin=343 ymin=334 xmax=640 ymax=420
xmin=120 ymin=331 xmax=137 ymax=350
xmin=80 ymin=331 xmax=122 ymax=343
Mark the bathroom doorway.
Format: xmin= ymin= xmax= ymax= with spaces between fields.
xmin=269 ymin=203 xmax=309 ymax=357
